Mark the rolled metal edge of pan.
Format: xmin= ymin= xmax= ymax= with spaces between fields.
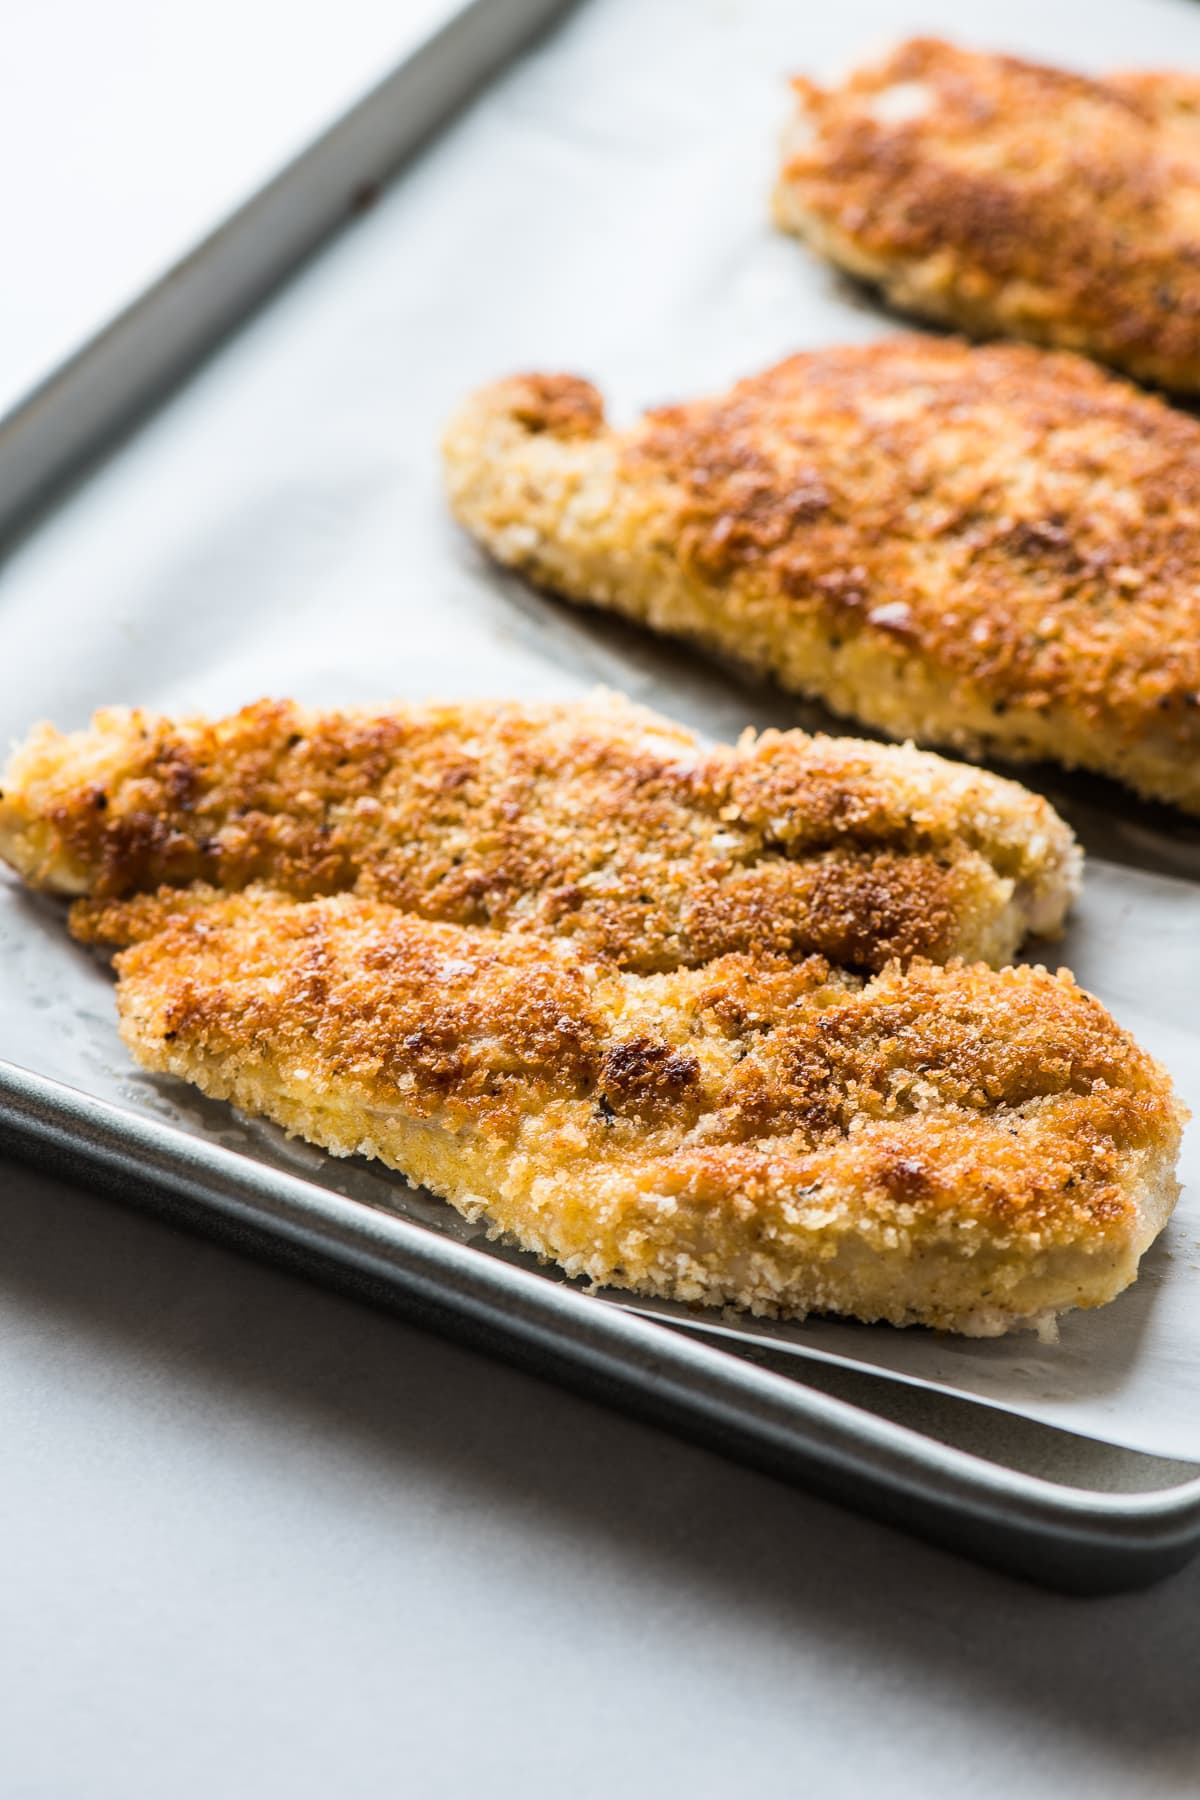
xmin=1 ymin=1057 xmax=1198 ymax=1596
xmin=0 ymin=0 xmax=576 ymax=550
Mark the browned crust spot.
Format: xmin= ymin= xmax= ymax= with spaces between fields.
xmin=503 ymin=373 xmax=607 ymax=439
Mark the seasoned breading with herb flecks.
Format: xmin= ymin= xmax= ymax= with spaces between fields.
xmin=0 ymin=692 xmax=1080 ymax=972
xmin=76 ymin=887 xmax=1184 ymax=1337
xmin=3 ymin=691 xmax=1181 ymax=1335
xmin=442 ymin=343 xmax=1200 ymax=811
xmin=774 ymin=37 xmax=1200 ymax=390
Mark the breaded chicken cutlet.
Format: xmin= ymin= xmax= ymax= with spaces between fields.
xmin=443 ymin=341 xmax=1200 ymax=812
xmin=59 ymin=887 xmax=1179 ymax=1338
xmin=773 ymin=38 xmax=1200 ymax=392
xmin=0 ymin=698 xmax=1181 ymax=1336
xmin=0 ymin=698 xmax=1180 ymax=1339
xmin=0 ymin=693 xmax=1079 ymax=970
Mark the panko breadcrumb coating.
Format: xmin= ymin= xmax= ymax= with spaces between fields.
xmin=1 ymin=695 xmax=1180 ymax=1335
xmin=442 ymin=343 xmax=1200 ymax=811
xmin=774 ymin=38 xmax=1200 ymax=391
xmin=0 ymin=693 xmax=1080 ymax=972
xmin=74 ymin=887 xmax=1184 ymax=1337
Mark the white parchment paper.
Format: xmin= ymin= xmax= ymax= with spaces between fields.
xmin=1 ymin=0 xmax=1198 ymax=1458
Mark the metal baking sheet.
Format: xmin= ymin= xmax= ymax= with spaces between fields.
xmin=2 ymin=0 xmax=1200 ymax=1585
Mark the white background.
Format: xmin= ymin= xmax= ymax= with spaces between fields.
xmin=2 ymin=2 xmax=1200 ymax=1793
xmin=0 ymin=0 xmax=457 ymax=415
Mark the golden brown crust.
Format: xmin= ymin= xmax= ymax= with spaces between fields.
xmin=505 ymin=373 xmax=608 ymax=438
xmin=775 ymin=37 xmax=1200 ymax=390
xmin=442 ymin=345 xmax=1200 ymax=810
xmin=5 ymin=689 xmax=1182 ymax=1334
xmin=94 ymin=887 xmax=1185 ymax=1333
xmin=0 ymin=693 xmax=1080 ymax=972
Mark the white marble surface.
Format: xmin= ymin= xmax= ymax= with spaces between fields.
xmin=0 ymin=1152 xmax=1198 ymax=1798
